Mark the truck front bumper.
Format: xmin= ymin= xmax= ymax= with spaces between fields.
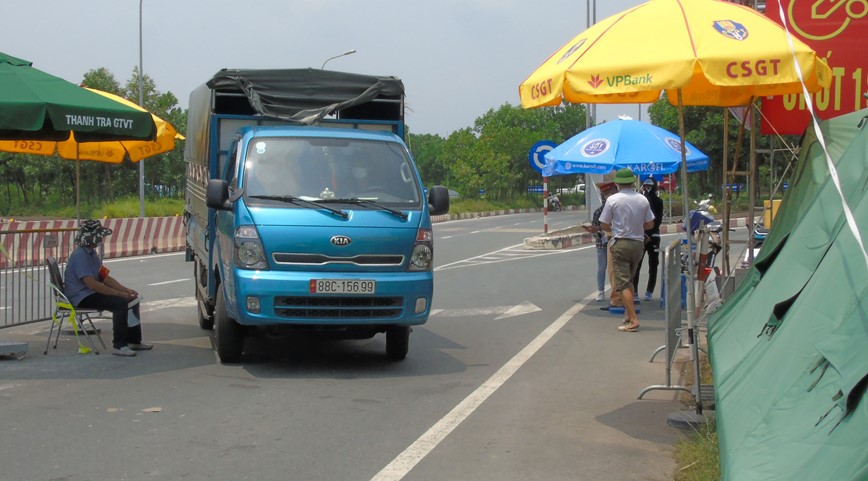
xmin=228 ymin=269 xmax=433 ymax=327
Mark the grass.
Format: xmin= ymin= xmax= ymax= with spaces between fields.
xmin=10 ymin=196 xmax=532 ymax=220
xmin=674 ymin=419 xmax=720 ymax=481
xmin=673 ymin=352 xmax=720 ymax=481
xmin=95 ymin=197 xmax=184 ymax=218
xmin=2 ymin=196 xmax=184 ymax=220
xmin=445 ymin=196 xmax=542 ymax=215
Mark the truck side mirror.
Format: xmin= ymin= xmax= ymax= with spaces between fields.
xmin=206 ymin=179 xmax=231 ymax=210
xmin=427 ymin=185 xmax=450 ymax=216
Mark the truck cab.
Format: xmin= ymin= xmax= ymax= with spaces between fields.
xmin=185 ymin=69 xmax=449 ymax=362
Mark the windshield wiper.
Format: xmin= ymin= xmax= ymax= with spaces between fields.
xmin=249 ymin=195 xmax=348 ymax=219
xmin=323 ymin=198 xmax=408 ymax=221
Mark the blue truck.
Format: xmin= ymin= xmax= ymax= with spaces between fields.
xmin=184 ymin=69 xmax=449 ymax=363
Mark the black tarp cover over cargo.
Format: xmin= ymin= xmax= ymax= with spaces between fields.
xmin=205 ymin=68 xmax=405 ymax=125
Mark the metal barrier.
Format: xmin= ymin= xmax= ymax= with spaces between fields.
xmin=0 ymin=227 xmax=78 ymax=328
xmin=1 ymin=216 xmax=186 ymax=329
xmin=639 ymin=239 xmax=692 ymax=399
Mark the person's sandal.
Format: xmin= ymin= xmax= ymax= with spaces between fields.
xmin=617 ymin=324 xmax=639 ymax=332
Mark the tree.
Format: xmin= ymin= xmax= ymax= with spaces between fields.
xmin=82 ymin=67 xmax=122 ymax=94
xmin=407 ymin=133 xmax=447 ymax=187
xmin=648 ymin=100 xmax=752 ymax=198
xmin=85 ymin=66 xmax=187 ymax=202
xmin=442 ymin=128 xmax=483 ymax=198
xmin=440 ymin=102 xmax=587 ymax=200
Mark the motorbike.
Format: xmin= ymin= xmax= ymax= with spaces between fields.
xmin=705 ymin=222 xmax=724 ymax=268
xmin=547 ymin=194 xmax=562 ymax=212
xmin=682 ymin=194 xmax=722 ymax=272
xmin=684 ymin=194 xmax=715 ymax=234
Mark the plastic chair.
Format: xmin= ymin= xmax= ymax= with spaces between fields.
xmin=44 ymin=256 xmax=107 ymax=355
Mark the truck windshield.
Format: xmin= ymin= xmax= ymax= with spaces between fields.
xmin=243 ymin=137 xmax=421 ymax=208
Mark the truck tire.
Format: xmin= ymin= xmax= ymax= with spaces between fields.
xmin=215 ymin=287 xmax=244 ymax=363
xmin=385 ymin=326 xmax=410 ymax=361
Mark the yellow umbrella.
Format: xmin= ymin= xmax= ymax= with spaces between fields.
xmin=519 ymin=0 xmax=832 ymax=108
xmin=0 ymin=88 xmax=183 ymax=163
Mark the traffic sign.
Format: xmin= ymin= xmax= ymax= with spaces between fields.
xmin=528 ymin=140 xmax=557 ymax=174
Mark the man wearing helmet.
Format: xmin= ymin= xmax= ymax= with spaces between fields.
xmin=64 ymin=219 xmax=153 ymax=357
xmin=633 ymin=176 xmax=664 ymax=301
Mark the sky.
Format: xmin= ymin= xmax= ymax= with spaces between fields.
xmin=2 ymin=0 xmax=649 ymax=137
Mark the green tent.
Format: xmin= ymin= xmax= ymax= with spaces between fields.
xmin=708 ymin=108 xmax=868 ymax=481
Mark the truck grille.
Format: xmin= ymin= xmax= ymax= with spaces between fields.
xmin=273 ymin=253 xmax=404 ymax=266
xmin=274 ymin=296 xmax=404 ymax=319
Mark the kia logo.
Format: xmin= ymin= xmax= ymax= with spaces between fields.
xmin=330 ymin=235 xmax=352 ymax=246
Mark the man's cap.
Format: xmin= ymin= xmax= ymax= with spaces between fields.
xmin=613 ymin=167 xmax=637 ymax=184
xmin=642 ymin=177 xmax=656 ymax=186
xmin=596 ymin=181 xmax=617 ymax=191
xmin=75 ymin=219 xmax=113 ymax=246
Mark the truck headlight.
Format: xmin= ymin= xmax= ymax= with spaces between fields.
xmin=408 ymin=228 xmax=433 ymax=271
xmin=234 ymin=226 xmax=268 ymax=270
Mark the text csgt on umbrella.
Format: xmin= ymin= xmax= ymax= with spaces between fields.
xmin=726 ymin=58 xmax=782 ymax=78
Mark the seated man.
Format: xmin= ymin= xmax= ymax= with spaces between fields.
xmin=64 ymin=219 xmax=153 ymax=357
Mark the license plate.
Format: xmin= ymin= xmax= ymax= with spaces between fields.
xmin=309 ymin=279 xmax=376 ymax=294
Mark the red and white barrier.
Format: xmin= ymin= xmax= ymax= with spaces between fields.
xmin=99 ymin=217 xmax=186 ymax=258
xmin=0 ymin=216 xmax=185 ymax=268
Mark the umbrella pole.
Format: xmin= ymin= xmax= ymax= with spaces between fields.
xmin=748 ymin=99 xmax=757 ymax=268
xmin=722 ymin=109 xmax=730 ymax=278
xmin=668 ymin=175 xmax=672 ymax=222
xmin=677 ymin=90 xmax=703 ymax=416
xmin=76 ymin=145 xmax=81 ymax=222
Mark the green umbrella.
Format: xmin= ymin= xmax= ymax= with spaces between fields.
xmin=0 ymin=51 xmax=156 ymax=141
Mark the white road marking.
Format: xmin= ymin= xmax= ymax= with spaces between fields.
xmin=429 ymin=301 xmax=540 ymax=320
xmin=140 ymin=296 xmax=197 ymax=313
xmin=435 ymin=243 xmax=592 ymax=272
xmin=103 ymin=252 xmax=184 ymax=264
xmin=148 ymin=278 xmax=189 ymax=286
xmin=495 ymin=301 xmax=543 ymax=320
xmin=369 ymin=301 xmax=587 ymax=481
xmin=158 ymin=336 xmax=214 ymax=349
xmin=435 ymin=244 xmax=522 ymax=270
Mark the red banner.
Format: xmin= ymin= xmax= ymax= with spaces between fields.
xmin=761 ymin=0 xmax=868 ymax=135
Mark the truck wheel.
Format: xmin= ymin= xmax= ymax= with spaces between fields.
xmin=386 ymin=326 xmax=410 ymax=361
xmin=215 ymin=287 xmax=244 ymax=363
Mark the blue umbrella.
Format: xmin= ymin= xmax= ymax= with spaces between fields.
xmin=542 ymin=119 xmax=709 ymax=177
